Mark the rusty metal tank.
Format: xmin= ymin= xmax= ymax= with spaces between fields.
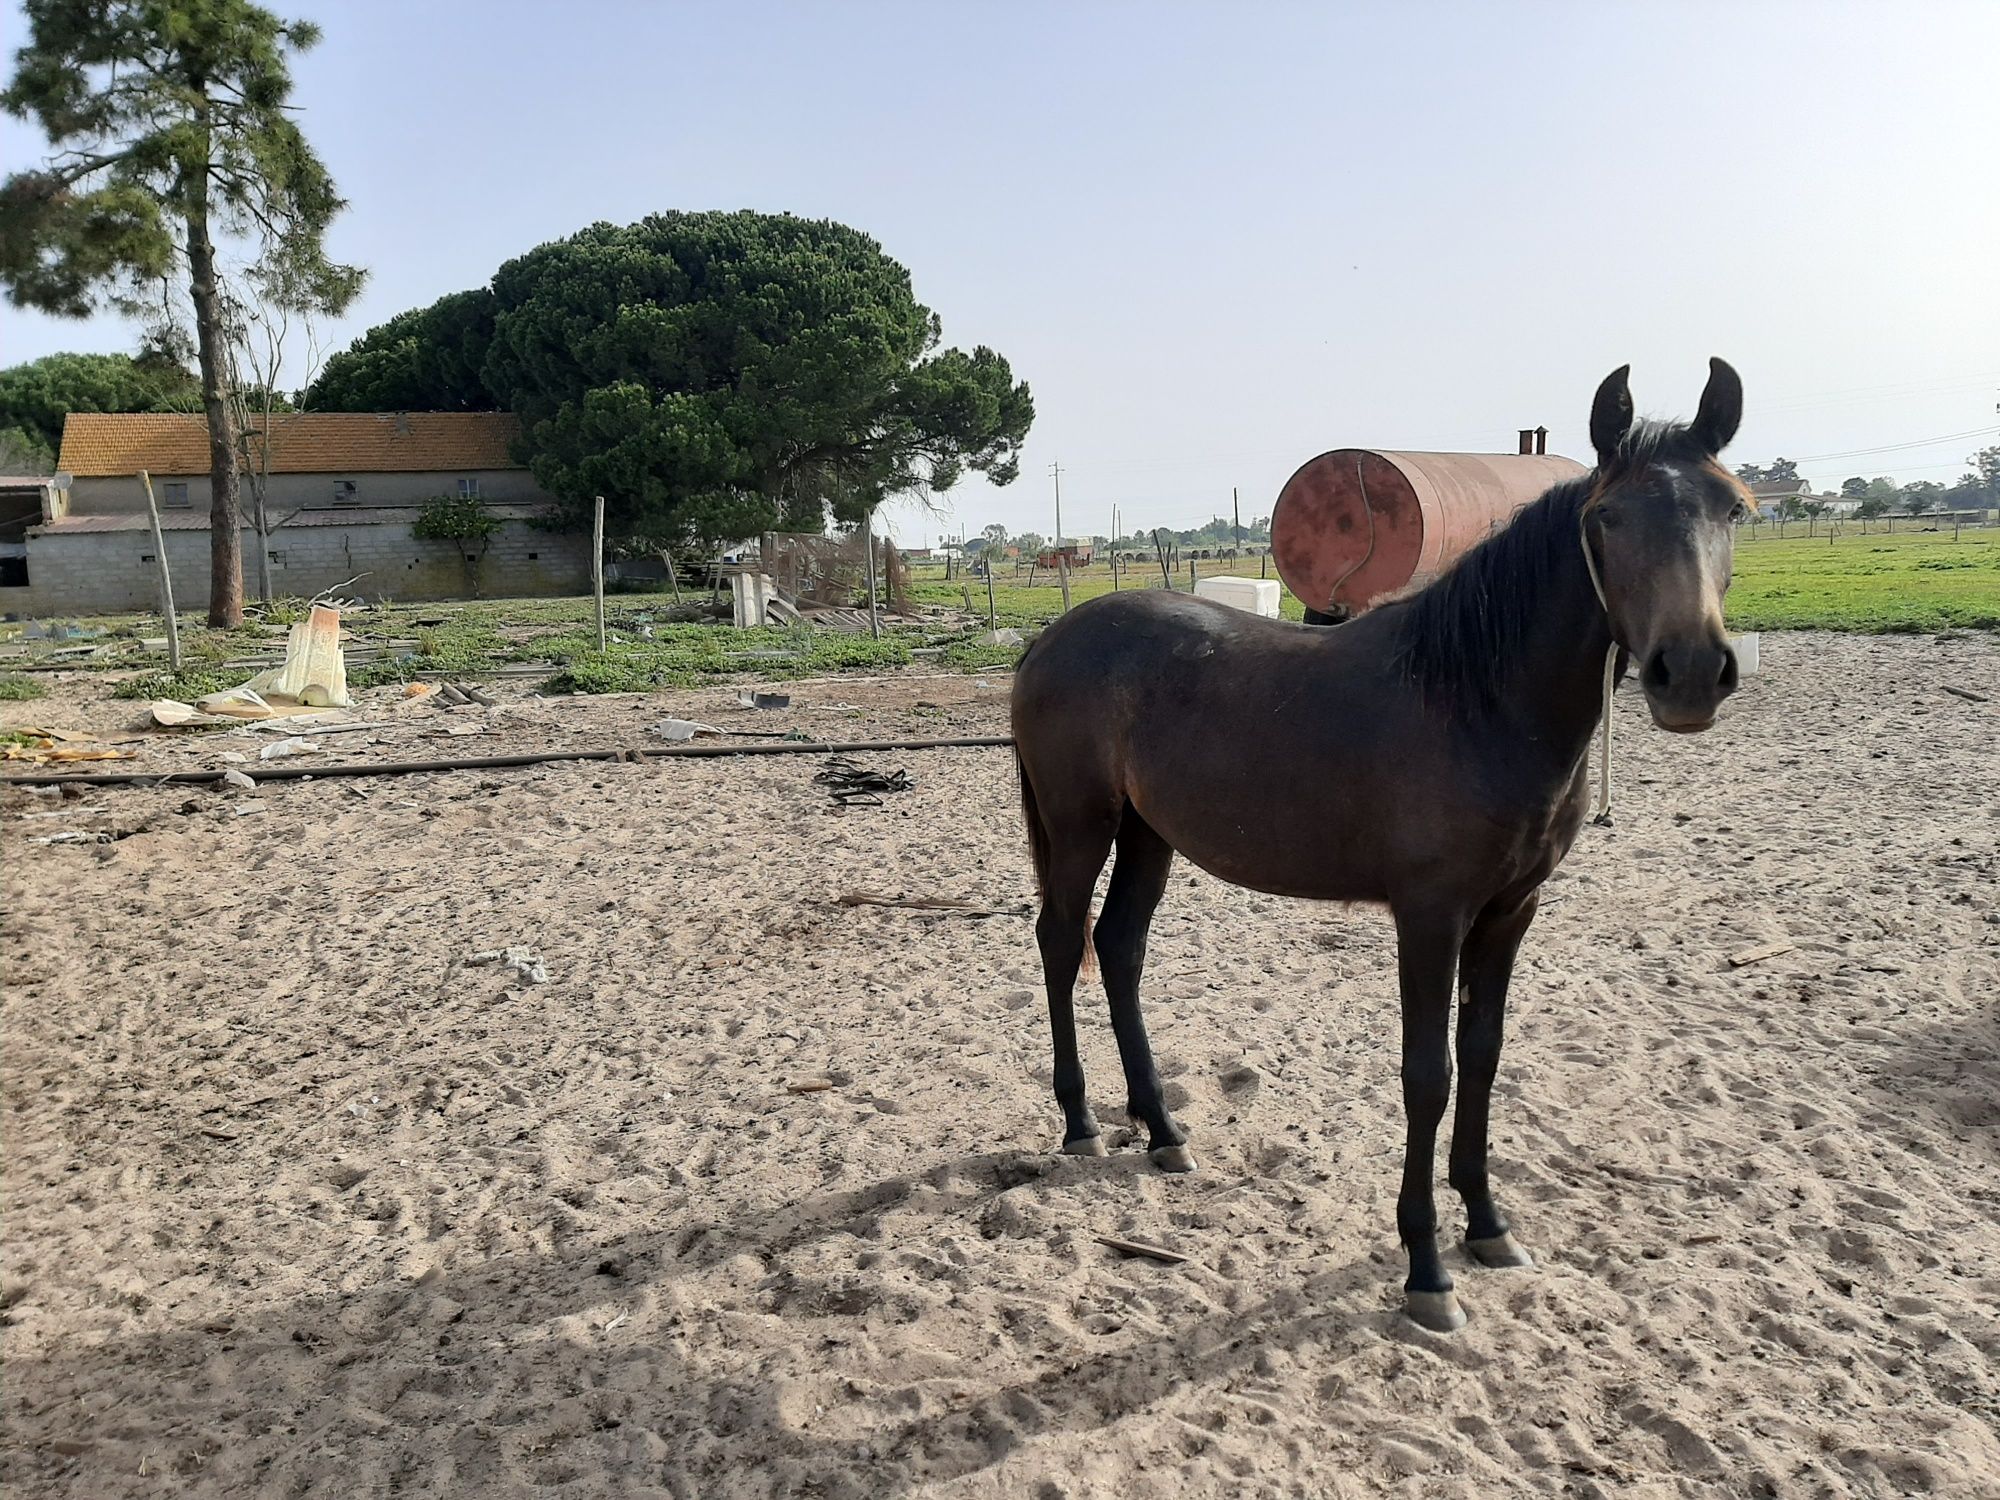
xmin=1271 ymin=450 xmax=1587 ymax=616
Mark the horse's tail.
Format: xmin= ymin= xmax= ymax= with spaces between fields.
xmin=1016 ymin=748 xmax=1095 ymax=977
xmin=1016 ymin=749 xmax=1052 ymax=902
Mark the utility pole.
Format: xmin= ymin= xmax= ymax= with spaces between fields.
xmin=1232 ymin=486 xmax=1241 ymax=561
xmin=1050 ymin=460 xmax=1064 ymax=550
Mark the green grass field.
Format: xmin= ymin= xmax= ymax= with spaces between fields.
xmin=917 ymin=526 xmax=2000 ymax=635
xmin=2 ymin=526 xmax=1991 ymax=701
xmin=1721 ymin=527 xmax=2000 ymax=633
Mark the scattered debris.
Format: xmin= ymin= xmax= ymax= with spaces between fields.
xmin=258 ymin=737 xmax=320 ymax=761
xmin=31 ymin=829 xmax=114 ymax=845
xmin=740 ymin=691 xmax=791 ymax=710
xmin=834 ymin=890 xmax=1029 ymax=918
xmin=232 ymin=604 xmax=352 ymax=708
xmin=650 ymin=718 xmax=724 ymax=742
xmin=220 ymin=769 xmax=257 ymax=791
xmin=602 ymin=1311 xmax=630 ymax=1332
xmin=1095 ymin=1235 xmax=1189 ymax=1266
xmin=786 ymin=1079 xmax=836 ymax=1094
xmin=814 ymin=757 xmax=911 ymax=806
xmin=1727 ymin=941 xmax=1797 ymax=969
xmin=1941 ymin=685 xmax=1989 ymax=704
xmin=468 ymin=947 xmax=550 ymax=985
xmin=1 ymin=735 xmax=134 ymax=765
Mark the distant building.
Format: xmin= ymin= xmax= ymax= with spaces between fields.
xmin=5 ymin=412 xmax=591 ymax=614
xmin=1746 ymin=477 xmax=1811 ymax=518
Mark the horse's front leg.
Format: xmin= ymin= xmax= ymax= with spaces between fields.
xmin=1392 ymin=907 xmax=1468 ymax=1331
xmin=1449 ymin=893 xmax=1540 ymax=1271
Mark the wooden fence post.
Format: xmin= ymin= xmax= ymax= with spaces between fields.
xmin=592 ymin=495 xmax=607 ymax=653
xmin=1058 ymin=551 xmax=1071 ymax=613
xmin=861 ymin=506 xmax=881 ymax=640
xmin=138 ymin=469 xmax=182 ymax=673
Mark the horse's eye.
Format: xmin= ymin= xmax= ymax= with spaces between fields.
xmin=1730 ymin=501 xmax=1748 ymax=521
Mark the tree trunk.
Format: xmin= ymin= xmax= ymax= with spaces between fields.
xmin=185 ymin=155 xmax=243 ymax=628
xmin=251 ymin=476 xmax=275 ymax=605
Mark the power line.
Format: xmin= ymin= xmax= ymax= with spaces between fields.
xmin=1791 ymin=424 xmax=2000 ymax=464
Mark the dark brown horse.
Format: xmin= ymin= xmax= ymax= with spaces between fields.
xmin=1011 ymin=360 xmax=1748 ymax=1330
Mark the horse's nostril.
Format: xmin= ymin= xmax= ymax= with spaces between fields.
xmin=1718 ymin=647 xmax=1739 ymax=692
xmin=1643 ymin=650 xmax=1671 ymax=691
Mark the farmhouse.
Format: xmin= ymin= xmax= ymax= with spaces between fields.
xmin=1746 ymin=477 xmax=1811 ymax=518
xmin=2 ymin=411 xmax=592 ymax=614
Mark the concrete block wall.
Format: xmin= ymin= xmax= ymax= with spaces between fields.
xmin=0 ymin=519 xmax=592 ymax=616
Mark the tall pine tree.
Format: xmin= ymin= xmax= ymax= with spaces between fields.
xmin=0 ymin=0 xmax=360 ymax=624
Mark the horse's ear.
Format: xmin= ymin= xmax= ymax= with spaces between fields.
xmin=1589 ymin=365 xmax=1634 ymax=461
xmin=1689 ymin=356 xmax=1743 ymax=455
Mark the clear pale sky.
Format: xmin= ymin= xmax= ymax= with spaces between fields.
xmin=5 ymin=0 xmax=1997 ymax=542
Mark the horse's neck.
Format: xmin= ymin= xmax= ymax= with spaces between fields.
xmin=1494 ymin=560 xmax=1618 ymax=774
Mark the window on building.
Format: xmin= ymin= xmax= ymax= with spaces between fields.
xmin=0 ymin=556 xmax=27 ymax=587
xmin=163 ymin=481 xmax=190 ymax=508
xmin=457 ymin=476 xmax=481 ymax=499
xmin=333 ymin=479 xmax=358 ymax=506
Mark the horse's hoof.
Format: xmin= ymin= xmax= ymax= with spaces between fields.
xmin=1404 ymin=1289 xmax=1467 ymax=1332
xmin=1466 ymin=1232 xmax=1534 ymax=1269
xmin=1149 ymin=1143 xmax=1197 ymax=1173
xmin=1062 ymin=1135 xmax=1109 ymax=1157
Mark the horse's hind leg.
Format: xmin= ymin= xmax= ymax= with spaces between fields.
xmin=1094 ymin=811 xmax=1192 ymax=1172
xmin=1037 ymin=824 xmax=1115 ymax=1156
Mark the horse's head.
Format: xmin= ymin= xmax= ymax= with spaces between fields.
xmin=1582 ymin=358 xmax=1749 ymax=733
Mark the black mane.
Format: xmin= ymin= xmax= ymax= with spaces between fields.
xmin=1390 ymin=421 xmax=1701 ymax=714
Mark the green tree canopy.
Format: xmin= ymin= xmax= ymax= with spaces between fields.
xmin=0 ymin=349 xmax=199 ymax=452
xmin=1 ymin=0 xmax=361 ymax=625
xmin=1968 ymin=445 xmax=2000 ymax=501
xmin=309 ymin=289 xmax=498 ymax=412
xmin=1900 ymin=480 xmax=1943 ymax=516
xmin=318 ymin=211 xmax=1033 ymax=548
xmin=1840 ymin=476 xmax=1869 ymax=498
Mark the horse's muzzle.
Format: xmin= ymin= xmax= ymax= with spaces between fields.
xmin=1640 ymin=638 xmax=1738 ymax=732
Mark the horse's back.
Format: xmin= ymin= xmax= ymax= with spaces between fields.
xmin=1014 ymin=589 xmax=1310 ymax=705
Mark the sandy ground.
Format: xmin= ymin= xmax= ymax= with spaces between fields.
xmin=3 ymin=631 xmax=1998 ymax=1499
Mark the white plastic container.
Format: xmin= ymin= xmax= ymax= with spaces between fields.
xmin=1194 ymin=576 xmax=1282 ymax=618
xmin=1730 ymin=632 xmax=1760 ymax=676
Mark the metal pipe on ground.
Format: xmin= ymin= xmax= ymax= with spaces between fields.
xmin=1 ymin=735 xmax=1019 ymax=790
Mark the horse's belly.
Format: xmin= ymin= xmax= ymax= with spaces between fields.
xmin=1129 ymin=786 xmax=1391 ymax=902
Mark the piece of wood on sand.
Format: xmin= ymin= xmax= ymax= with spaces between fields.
xmin=1941 ymin=685 xmax=1989 ymax=704
xmin=1095 ymin=1234 xmax=1189 ymax=1266
xmin=1727 ymin=941 xmax=1796 ymax=968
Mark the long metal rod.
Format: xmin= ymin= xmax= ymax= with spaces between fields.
xmin=2 ymin=735 xmax=1017 ymax=789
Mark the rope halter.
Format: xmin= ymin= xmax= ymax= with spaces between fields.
xmin=1578 ymin=511 xmax=1620 ymax=827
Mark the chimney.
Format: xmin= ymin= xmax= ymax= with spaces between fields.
xmin=1534 ymin=426 xmax=1548 ymax=455
xmin=1517 ymin=429 xmax=1534 ymax=455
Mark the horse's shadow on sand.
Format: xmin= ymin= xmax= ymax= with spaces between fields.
xmin=3 ymin=1148 xmax=1405 ymax=1499
xmin=1862 ymin=995 xmax=2000 ymax=1152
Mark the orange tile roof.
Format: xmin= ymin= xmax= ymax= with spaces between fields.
xmin=56 ymin=412 xmax=526 ymax=477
